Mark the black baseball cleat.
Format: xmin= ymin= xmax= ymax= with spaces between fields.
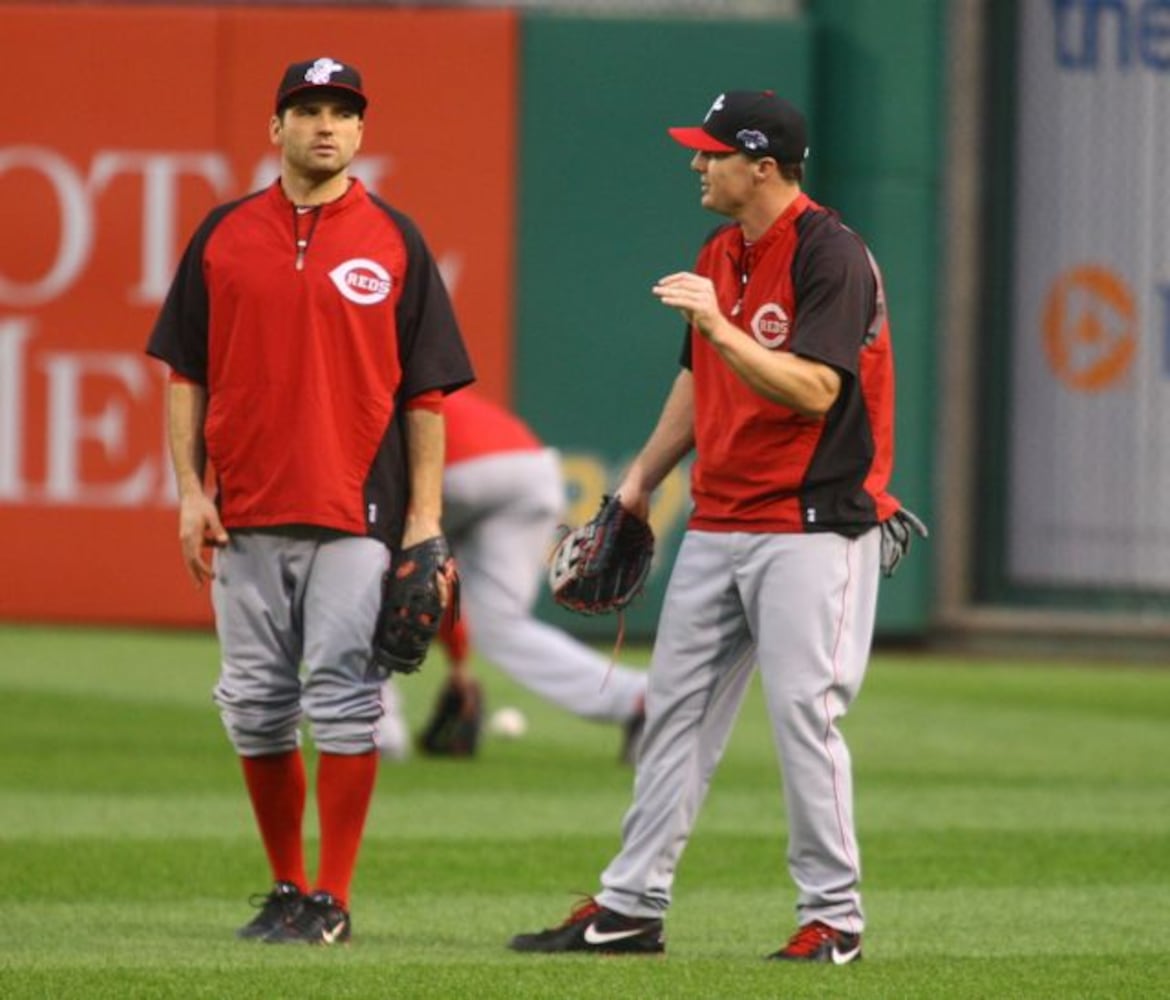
xmin=767 ymin=921 xmax=862 ymax=964
xmin=235 ymin=881 xmax=303 ymax=940
xmin=509 ymin=897 xmax=664 ymax=954
xmin=264 ymin=889 xmax=351 ymax=945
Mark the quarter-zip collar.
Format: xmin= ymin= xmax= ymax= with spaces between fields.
xmin=267 ymin=178 xmax=367 ymax=270
xmin=737 ymin=191 xmax=810 ymax=270
xmin=728 ymin=191 xmax=811 ymax=316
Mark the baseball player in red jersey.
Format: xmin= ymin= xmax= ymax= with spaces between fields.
xmin=146 ymin=57 xmax=473 ymax=944
xmin=511 ymin=91 xmax=915 ymax=963
xmin=375 ymin=389 xmax=648 ymax=760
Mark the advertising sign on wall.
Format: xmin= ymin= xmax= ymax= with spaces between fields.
xmin=1009 ymin=0 xmax=1170 ymax=589
xmin=0 ymin=4 xmax=516 ymax=625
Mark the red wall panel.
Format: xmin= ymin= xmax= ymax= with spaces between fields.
xmin=0 ymin=4 xmax=517 ymax=625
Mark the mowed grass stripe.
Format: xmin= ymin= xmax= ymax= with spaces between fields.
xmin=2 ymin=886 xmax=1167 ymax=1000
xmin=3 ymin=958 xmax=1165 ymax=1000
xmin=5 ymin=782 xmax=1168 ymax=838
xmin=3 ymin=828 xmax=1167 ymax=899
xmin=2 ymin=884 xmax=1166 ymax=960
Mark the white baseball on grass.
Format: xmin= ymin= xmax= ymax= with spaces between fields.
xmin=489 ymin=706 xmax=528 ymax=739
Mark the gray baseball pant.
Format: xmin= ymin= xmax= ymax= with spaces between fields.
xmin=596 ymin=527 xmax=880 ymax=934
xmin=211 ymin=527 xmax=389 ymax=756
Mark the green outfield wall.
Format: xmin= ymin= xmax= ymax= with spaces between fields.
xmin=515 ymin=4 xmax=944 ymax=638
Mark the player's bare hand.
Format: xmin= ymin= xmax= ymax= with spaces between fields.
xmin=653 ymin=271 xmax=723 ymax=337
xmin=178 ymin=493 xmax=228 ymax=586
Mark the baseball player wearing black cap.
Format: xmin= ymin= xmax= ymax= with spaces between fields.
xmin=510 ymin=91 xmax=907 ymax=963
xmin=147 ymin=56 xmax=473 ymax=944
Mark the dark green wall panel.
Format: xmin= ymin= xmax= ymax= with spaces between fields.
xmin=810 ymin=0 xmax=944 ymax=633
xmin=810 ymin=0 xmax=946 ymax=175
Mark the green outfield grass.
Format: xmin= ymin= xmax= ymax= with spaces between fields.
xmin=0 ymin=623 xmax=1167 ymax=999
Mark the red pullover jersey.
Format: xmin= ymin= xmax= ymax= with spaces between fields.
xmin=146 ymin=179 xmax=474 ymax=544
xmin=682 ymin=193 xmax=898 ymax=536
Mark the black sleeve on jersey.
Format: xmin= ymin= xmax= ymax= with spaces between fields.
xmin=364 ymin=404 xmax=410 ymax=546
xmin=372 ymin=199 xmax=475 ymax=399
xmin=678 ymin=324 xmax=694 ymax=370
xmin=144 ymin=199 xmax=248 ymax=382
xmin=790 ymin=211 xmax=876 ymax=376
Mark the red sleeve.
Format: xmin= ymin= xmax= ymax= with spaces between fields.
xmin=404 ymin=388 xmax=444 ymax=413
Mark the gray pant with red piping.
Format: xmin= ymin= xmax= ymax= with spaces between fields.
xmin=596 ymin=527 xmax=880 ymax=935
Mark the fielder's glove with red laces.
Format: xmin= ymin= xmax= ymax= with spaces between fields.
xmin=371 ymin=536 xmax=459 ymax=676
xmin=548 ymin=495 xmax=654 ymax=616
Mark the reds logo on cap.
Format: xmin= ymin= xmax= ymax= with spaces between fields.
xmin=304 ymin=58 xmax=345 ymax=85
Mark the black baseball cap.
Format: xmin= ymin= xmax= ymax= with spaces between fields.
xmin=275 ymin=57 xmax=367 ymax=115
xmin=668 ymin=90 xmax=808 ymax=163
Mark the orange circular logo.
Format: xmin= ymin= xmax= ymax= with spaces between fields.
xmin=1042 ymin=266 xmax=1135 ymax=391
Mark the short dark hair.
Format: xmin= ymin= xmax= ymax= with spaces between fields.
xmin=746 ymin=156 xmax=804 ymax=184
xmin=778 ymin=161 xmax=804 ymax=184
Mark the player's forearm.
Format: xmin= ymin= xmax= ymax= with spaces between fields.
xmin=166 ymin=380 xmax=209 ymax=498
xmin=706 ymin=318 xmax=840 ymax=417
xmin=620 ymin=371 xmax=696 ymax=503
xmin=402 ymin=407 xmax=445 ymax=546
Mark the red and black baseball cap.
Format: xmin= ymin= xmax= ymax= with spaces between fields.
xmin=668 ymin=91 xmax=808 ymax=163
xmin=275 ymin=57 xmax=367 ymax=115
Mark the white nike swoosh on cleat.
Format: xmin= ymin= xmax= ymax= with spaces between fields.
xmin=583 ymin=923 xmax=653 ymax=945
xmin=321 ymin=922 xmax=346 ymax=944
xmin=831 ymin=944 xmax=861 ymax=965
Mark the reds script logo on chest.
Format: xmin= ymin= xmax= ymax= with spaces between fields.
xmin=328 ymin=258 xmax=393 ymax=305
xmin=750 ymin=302 xmax=791 ymax=348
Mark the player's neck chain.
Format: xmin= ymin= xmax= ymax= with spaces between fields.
xmin=727 ymin=247 xmax=751 ymax=317
xmin=291 ymin=205 xmax=323 ymax=271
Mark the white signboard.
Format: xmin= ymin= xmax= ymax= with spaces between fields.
xmin=1009 ymin=0 xmax=1170 ymax=588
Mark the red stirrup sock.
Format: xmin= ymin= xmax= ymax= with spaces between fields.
xmin=240 ymin=750 xmax=308 ymax=892
xmin=314 ymin=750 xmax=379 ymax=908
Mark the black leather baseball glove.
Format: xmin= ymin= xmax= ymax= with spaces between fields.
xmin=370 ymin=536 xmax=458 ymax=676
xmin=548 ymin=495 xmax=654 ymax=616
xmin=417 ymin=677 xmax=483 ymax=757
